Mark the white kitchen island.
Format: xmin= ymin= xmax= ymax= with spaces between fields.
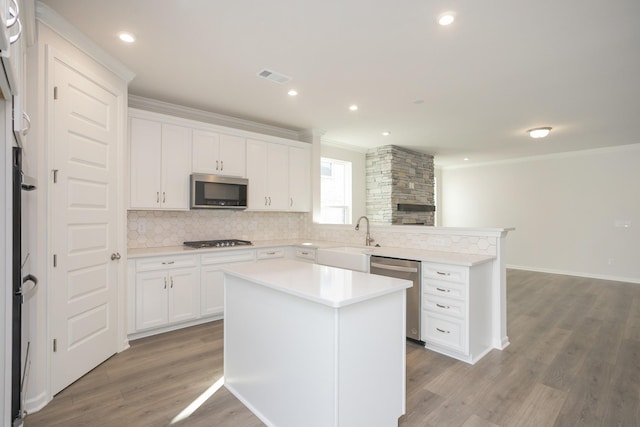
xmin=223 ymin=259 xmax=412 ymax=427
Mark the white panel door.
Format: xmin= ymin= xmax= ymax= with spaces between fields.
xmin=218 ymin=134 xmax=246 ymax=177
xmin=266 ymin=143 xmax=289 ymax=210
xmin=129 ymin=117 xmax=161 ymax=208
xmin=50 ymin=56 xmax=119 ymax=394
xmin=246 ymin=139 xmax=268 ymax=209
xmin=288 ymin=145 xmax=311 ymax=211
xmin=160 ymin=124 xmax=191 ymax=210
xmin=201 ymin=266 xmax=225 ymax=317
xmin=168 ymin=268 xmax=199 ymax=323
xmin=135 ymin=270 xmax=169 ymax=331
xmin=192 ymin=129 xmax=220 ymax=174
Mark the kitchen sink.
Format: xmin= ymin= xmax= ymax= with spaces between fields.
xmin=316 ymin=246 xmax=371 ymax=272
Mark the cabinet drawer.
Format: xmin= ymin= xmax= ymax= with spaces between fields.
xmin=423 ymin=278 xmax=466 ymax=300
xmin=423 ymin=295 xmax=465 ymax=319
xmin=422 ymin=312 xmax=466 ymax=353
xmin=256 ymin=248 xmax=286 ymax=260
xmin=201 ymin=250 xmax=255 ymax=265
xmin=295 ymin=247 xmax=316 ymax=262
xmin=136 ymin=255 xmax=197 ymax=272
xmin=422 ymin=262 xmax=467 ymax=283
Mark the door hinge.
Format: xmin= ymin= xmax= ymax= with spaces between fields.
xmin=53 ymin=86 xmax=58 ymax=100
xmin=53 ymin=339 xmax=57 ymax=352
xmin=53 ymin=254 xmax=57 ymax=267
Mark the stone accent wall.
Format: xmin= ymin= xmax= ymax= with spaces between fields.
xmin=365 ymin=145 xmax=435 ymax=225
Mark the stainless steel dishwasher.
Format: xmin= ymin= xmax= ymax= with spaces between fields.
xmin=370 ymin=256 xmax=423 ymax=343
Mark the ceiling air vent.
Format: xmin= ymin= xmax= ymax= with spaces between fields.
xmin=256 ymin=69 xmax=291 ymax=84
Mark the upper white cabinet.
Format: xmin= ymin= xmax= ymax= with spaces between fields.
xmin=192 ymin=129 xmax=246 ymax=177
xmin=246 ymin=139 xmax=289 ymax=210
xmin=246 ymin=139 xmax=311 ymax=212
xmin=288 ymin=145 xmax=311 ymax=211
xmin=129 ymin=117 xmax=192 ymax=210
xmin=129 ymin=108 xmax=311 ymax=212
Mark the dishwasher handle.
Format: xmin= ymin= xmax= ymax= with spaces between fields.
xmin=370 ymin=262 xmax=419 ymax=274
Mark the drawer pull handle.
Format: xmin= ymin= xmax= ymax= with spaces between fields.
xmin=436 ymin=303 xmax=450 ymax=309
xmin=436 ymin=271 xmax=451 ymax=276
xmin=267 ymin=252 xmax=276 ymax=255
xmin=164 ymin=277 xmax=167 ymax=289
xmin=436 ymin=287 xmax=450 ymax=293
xmin=436 ymin=327 xmax=450 ymax=334
xmin=161 ymin=261 xmax=175 ymax=265
xmin=301 ymin=252 xmax=309 ymax=255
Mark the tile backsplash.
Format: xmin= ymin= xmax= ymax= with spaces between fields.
xmin=127 ymin=210 xmax=309 ymax=248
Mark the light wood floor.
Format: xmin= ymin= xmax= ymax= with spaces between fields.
xmin=25 ymin=270 xmax=640 ymax=426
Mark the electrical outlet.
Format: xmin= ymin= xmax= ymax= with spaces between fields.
xmin=137 ymin=222 xmax=146 ymax=233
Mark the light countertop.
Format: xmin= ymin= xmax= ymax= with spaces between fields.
xmin=127 ymin=239 xmax=495 ymax=266
xmin=223 ymin=259 xmax=412 ymax=308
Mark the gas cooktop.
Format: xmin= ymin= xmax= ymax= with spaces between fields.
xmin=183 ymin=239 xmax=253 ymax=249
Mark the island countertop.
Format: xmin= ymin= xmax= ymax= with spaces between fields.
xmin=223 ymin=259 xmax=412 ymax=308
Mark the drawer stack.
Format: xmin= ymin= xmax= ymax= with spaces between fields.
xmin=421 ymin=260 xmax=493 ymax=364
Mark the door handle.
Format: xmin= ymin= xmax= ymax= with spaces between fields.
xmin=110 ymin=252 xmax=121 ymax=261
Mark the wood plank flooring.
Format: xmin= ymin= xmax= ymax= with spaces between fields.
xmin=25 ymin=270 xmax=640 ymax=426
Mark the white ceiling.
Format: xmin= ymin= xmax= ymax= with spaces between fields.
xmin=40 ymin=0 xmax=640 ymax=166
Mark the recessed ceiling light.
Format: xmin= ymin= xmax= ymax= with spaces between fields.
xmin=464 ymin=157 xmax=470 ymax=161
xmin=382 ymin=131 xmax=391 ymax=136
xmin=527 ymin=127 xmax=552 ymax=138
xmin=349 ymin=105 xmax=358 ymax=111
xmin=438 ymin=12 xmax=456 ymax=26
xmin=288 ymin=90 xmax=298 ymax=96
xmin=118 ymin=32 xmax=135 ymax=43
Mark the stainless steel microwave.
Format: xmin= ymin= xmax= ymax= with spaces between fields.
xmin=190 ymin=174 xmax=248 ymax=209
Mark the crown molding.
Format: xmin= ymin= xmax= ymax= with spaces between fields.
xmin=320 ymin=137 xmax=369 ymax=153
xmin=35 ymin=1 xmax=135 ymax=82
xmin=128 ymin=95 xmax=303 ymax=141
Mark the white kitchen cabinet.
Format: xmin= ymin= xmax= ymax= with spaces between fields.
xmin=200 ymin=249 xmax=255 ymax=317
xmin=246 ymin=139 xmax=289 ymax=210
xmin=134 ymin=255 xmax=199 ymax=331
xmin=421 ymin=261 xmax=492 ymax=364
xmin=288 ymin=145 xmax=311 ymax=211
xmin=129 ymin=117 xmax=192 ymax=210
xmin=192 ymin=129 xmax=245 ymax=177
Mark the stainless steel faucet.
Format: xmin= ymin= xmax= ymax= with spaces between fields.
xmin=355 ymin=216 xmax=374 ymax=246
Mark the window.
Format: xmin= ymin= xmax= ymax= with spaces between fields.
xmin=320 ymin=157 xmax=352 ymax=224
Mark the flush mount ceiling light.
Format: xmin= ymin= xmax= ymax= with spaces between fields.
xmin=527 ymin=127 xmax=552 ymax=138
xmin=438 ymin=12 xmax=456 ymax=26
xmin=118 ymin=32 xmax=135 ymax=43
xmin=349 ymin=104 xmax=358 ymax=111
xmin=287 ymin=90 xmax=298 ymax=96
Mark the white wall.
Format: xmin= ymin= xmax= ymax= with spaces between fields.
xmin=440 ymin=144 xmax=640 ymax=283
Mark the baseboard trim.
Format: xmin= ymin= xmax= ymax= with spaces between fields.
xmin=507 ymin=264 xmax=639 ymax=284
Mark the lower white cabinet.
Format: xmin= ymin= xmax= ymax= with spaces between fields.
xmin=200 ymin=250 xmax=255 ymax=317
xmin=421 ymin=261 xmax=492 ymax=364
xmin=134 ymin=255 xmax=199 ymax=331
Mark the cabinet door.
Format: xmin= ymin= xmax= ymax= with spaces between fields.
xmin=161 ymin=124 xmax=192 ymax=209
xmin=130 ymin=118 xmax=162 ymax=209
xmin=266 ymin=142 xmax=289 ymax=210
xmin=219 ymin=134 xmax=246 ymax=177
xmin=168 ymin=268 xmax=199 ymax=323
xmin=200 ymin=265 xmax=225 ymax=317
xmin=135 ymin=270 xmax=169 ymax=330
xmin=246 ymin=139 xmax=269 ymax=208
xmin=288 ymin=145 xmax=311 ymax=211
xmin=192 ymin=129 xmax=220 ymax=174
